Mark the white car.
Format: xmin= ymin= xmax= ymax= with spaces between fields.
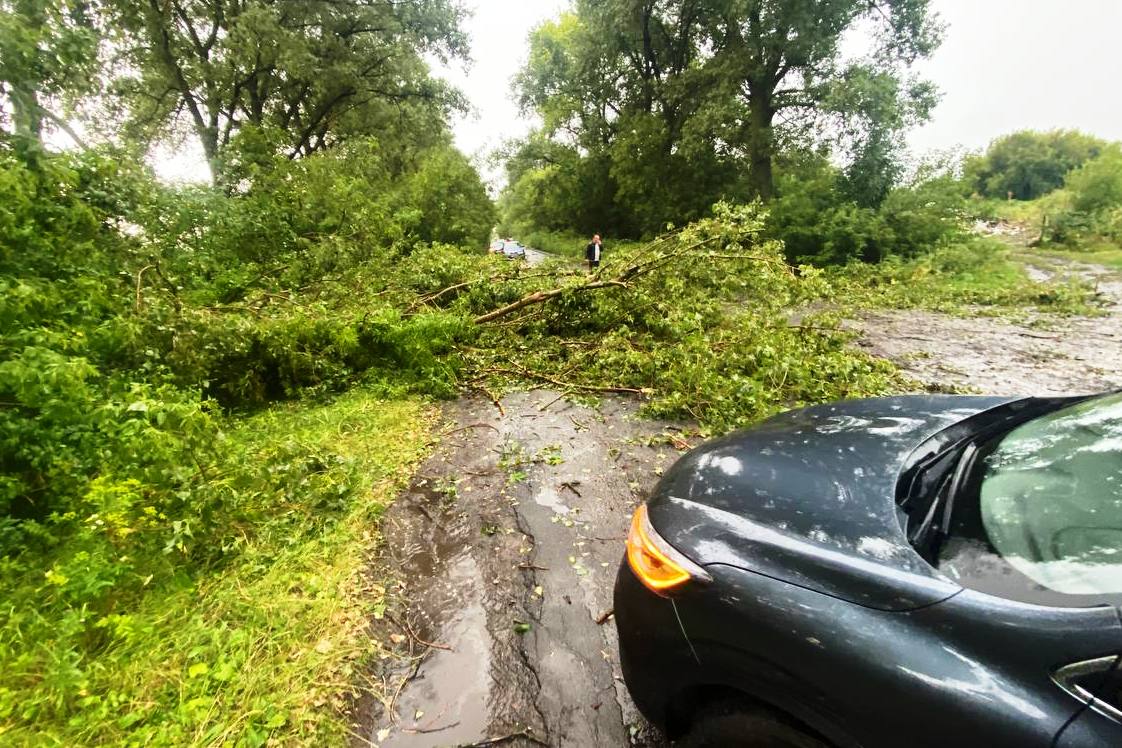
xmin=490 ymin=239 xmax=526 ymax=260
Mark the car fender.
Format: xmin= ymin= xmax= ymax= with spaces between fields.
xmin=672 ymin=565 xmax=1118 ymax=748
xmin=673 ymin=636 xmax=865 ymax=748
xmin=615 ymin=560 xmax=864 ymax=747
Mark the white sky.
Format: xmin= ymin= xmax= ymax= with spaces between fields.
xmin=439 ymin=0 xmax=569 ymax=185
xmin=153 ymin=0 xmax=1122 ymax=183
xmin=908 ymin=0 xmax=1122 ymax=154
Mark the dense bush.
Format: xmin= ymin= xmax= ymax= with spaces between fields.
xmin=1 ymin=390 xmax=434 ymax=745
xmin=995 ymin=145 xmax=1122 ymax=247
xmin=141 ymin=138 xmax=494 ymax=299
xmin=0 ymin=137 xmax=496 ymax=740
xmin=827 ymin=239 xmax=1098 ymax=315
xmin=765 ymin=160 xmax=964 ymax=265
xmin=964 ymin=129 xmax=1106 ymax=200
xmin=0 ymin=134 xmax=493 ymax=518
xmin=1066 ymin=146 xmax=1122 ymax=215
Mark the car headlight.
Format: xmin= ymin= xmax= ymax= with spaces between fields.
xmin=626 ymin=503 xmax=711 ymax=596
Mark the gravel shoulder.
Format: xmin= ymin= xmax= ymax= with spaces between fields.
xmin=356 ymin=391 xmax=689 ymax=747
xmin=851 ymin=256 xmax=1122 ymax=395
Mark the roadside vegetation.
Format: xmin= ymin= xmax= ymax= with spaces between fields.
xmin=826 ymin=242 xmax=1100 ymax=317
xmin=2 ymin=0 xmax=1122 ymax=745
xmin=967 ymin=131 xmax=1122 ymax=265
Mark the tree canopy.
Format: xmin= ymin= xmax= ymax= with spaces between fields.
xmin=964 ymin=129 xmax=1107 ymax=201
xmin=505 ymin=0 xmax=943 ymax=238
xmin=0 ymin=0 xmax=99 ymax=147
xmin=1 ymin=0 xmax=472 ymax=183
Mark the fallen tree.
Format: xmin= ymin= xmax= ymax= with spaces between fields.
xmin=471 ymin=205 xmax=788 ymax=325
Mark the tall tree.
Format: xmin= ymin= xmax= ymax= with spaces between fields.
xmin=510 ymin=0 xmax=942 ymax=235
xmin=104 ymin=0 xmax=468 ymax=180
xmin=515 ymin=4 xmax=739 ymax=234
xmin=0 ymin=0 xmax=99 ymax=148
xmin=701 ymin=0 xmax=940 ymax=199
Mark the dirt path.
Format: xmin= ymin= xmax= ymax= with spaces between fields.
xmin=355 ymin=391 xmax=689 ymax=747
xmin=852 ymin=254 xmax=1122 ymax=395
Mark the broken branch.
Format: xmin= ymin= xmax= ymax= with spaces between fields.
xmin=386 ymin=613 xmax=454 ymax=652
xmin=464 ymin=729 xmax=549 ymax=747
xmin=440 ymin=422 xmax=502 ymax=437
xmin=473 ymin=280 xmax=628 ymax=324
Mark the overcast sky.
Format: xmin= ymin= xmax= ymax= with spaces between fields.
xmin=443 ymin=0 xmax=1122 ymax=177
xmin=155 ymin=0 xmax=1122 ymax=182
xmin=908 ymin=0 xmax=1122 ymax=154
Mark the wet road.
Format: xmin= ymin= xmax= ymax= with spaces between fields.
xmin=852 ymin=256 xmax=1122 ymax=395
xmin=523 ymin=247 xmax=550 ymax=266
xmin=357 ymin=391 xmax=689 ymax=747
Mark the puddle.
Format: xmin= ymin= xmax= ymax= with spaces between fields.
xmin=377 ymin=553 xmax=491 ymax=747
xmin=533 ymin=483 xmax=571 ymax=515
xmin=360 ymin=390 xmax=682 ymax=748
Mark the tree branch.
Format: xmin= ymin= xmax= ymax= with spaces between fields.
xmin=472 ymin=227 xmax=749 ymax=325
xmin=482 ymin=365 xmax=647 ymax=396
xmin=473 ymin=280 xmax=629 ymax=324
xmin=39 ymin=108 xmax=89 ymax=150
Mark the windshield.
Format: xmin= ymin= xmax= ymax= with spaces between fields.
xmin=979 ymin=392 xmax=1122 ymax=596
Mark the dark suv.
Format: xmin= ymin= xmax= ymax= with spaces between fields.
xmin=615 ymin=393 xmax=1122 ymax=747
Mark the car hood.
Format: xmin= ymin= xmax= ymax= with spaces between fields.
xmin=648 ymin=395 xmax=1017 ymax=611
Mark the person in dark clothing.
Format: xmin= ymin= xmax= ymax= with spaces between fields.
xmin=585 ymin=234 xmax=603 ymax=270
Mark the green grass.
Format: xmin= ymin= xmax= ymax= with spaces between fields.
xmin=969 ymin=195 xmax=1047 ymax=224
xmin=0 ymin=392 xmax=436 ymax=747
xmin=827 ymin=239 xmax=1101 ymax=317
xmin=967 ymin=192 xmax=1122 ymax=272
xmin=968 ymin=191 xmax=1077 ymax=227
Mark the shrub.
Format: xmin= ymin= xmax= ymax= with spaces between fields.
xmin=1065 ymin=146 xmax=1122 ymax=215
xmin=964 ymin=129 xmax=1106 ymax=200
xmin=766 ymin=162 xmax=963 ymax=265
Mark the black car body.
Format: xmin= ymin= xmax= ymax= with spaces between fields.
xmin=615 ymin=394 xmax=1122 ymax=747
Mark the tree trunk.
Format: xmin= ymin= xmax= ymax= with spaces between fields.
xmin=144 ymin=0 xmax=220 ymax=182
xmin=11 ymin=0 xmax=46 ymax=142
xmin=747 ymin=93 xmax=775 ymax=201
xmin=9 ymin=87 xmax=42 ymax=142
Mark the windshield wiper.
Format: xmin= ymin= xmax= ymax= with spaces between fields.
xmin=899 ymin=437 xmax=970 ymax=514
xmin=906 ymin=441 xmax=975 ymax=560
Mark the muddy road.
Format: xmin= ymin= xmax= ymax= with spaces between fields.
xmin=852 ymin=254 xmax=1122 ymax=395
xmin=357 ymin=391 xmax=690 ymax=747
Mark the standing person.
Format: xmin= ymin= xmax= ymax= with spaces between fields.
xmin=585 ymin=233 xmax=603 ymax=270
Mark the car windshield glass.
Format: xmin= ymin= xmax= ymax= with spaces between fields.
xmin=979 ymin=392 xmax=1122 ymax=596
